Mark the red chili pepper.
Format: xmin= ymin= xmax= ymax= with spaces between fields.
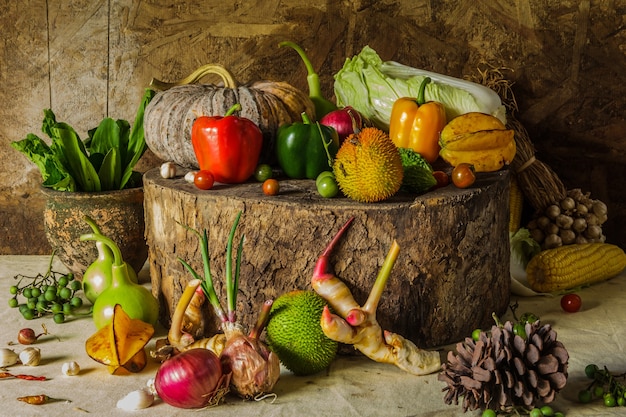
xmin=0 ymin=371 xmax=47 ymax=381
xmin=191 ymin=103 xmax=263 ymax=184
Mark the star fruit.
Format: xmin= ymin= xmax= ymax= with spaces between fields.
xmin=85 ymin=304 xmax=155 ymax=375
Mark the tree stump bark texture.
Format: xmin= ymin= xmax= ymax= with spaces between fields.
xmin=144 ymin=168 xmax=511 ymax=348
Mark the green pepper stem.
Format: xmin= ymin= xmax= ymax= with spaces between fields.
xmin=318 ymin=121 xmax=335 ymax=169
xmin=301 ymin=112 xmax=311 ymax=125
xmin=225 ymin=103 xmax=242 ymax=117
xmin=80 ymin=233 xmax=123 ymax=267
xmin=417 ymin=77 xmax=431 ymax=106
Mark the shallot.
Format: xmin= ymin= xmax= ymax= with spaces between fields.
xmin=178 ymin=212 xmax=280 ymax=399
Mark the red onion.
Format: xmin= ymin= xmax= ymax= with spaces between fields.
xmin=154 ymin=348 xmax=230 ymax=409
xmin=319 ymin=106 xmax=369 ymax=142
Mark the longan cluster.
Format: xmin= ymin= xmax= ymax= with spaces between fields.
xmin=527 ymin=188 xmax=607 ymax=249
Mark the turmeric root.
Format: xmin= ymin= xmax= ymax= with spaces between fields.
xmin=311 ymin=218 xmax=441 ymax=376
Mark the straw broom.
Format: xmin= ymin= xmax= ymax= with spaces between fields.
xmin=467 ymin=64 xmax=567 ymax=212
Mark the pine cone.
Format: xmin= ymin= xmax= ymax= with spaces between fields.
xmin=438 ymin=321 xmax=569 ymax=412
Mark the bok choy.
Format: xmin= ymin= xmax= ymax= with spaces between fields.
xmin=333 ymin=46 xmax=506 ymax=130
xmin=12 ymin=88 xmax=154 ymax=192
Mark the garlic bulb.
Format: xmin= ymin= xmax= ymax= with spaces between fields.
xmin=184 ymin=170 xmax=198 ymax=183
xmin=160 ymin=162 xmax=178 ymax=179
xmin=116 ymin=388 xmax=154 ymax=410
xmin=61 ymin=361 xmax=80 ymax=376
xmin=0 ymin=348 xmax=18 ymax=367
xmin=18 ymin=347 xmax=41 ymax=366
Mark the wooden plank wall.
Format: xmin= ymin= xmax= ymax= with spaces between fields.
xmin=1 ymin=0 xmax=625 ymax=254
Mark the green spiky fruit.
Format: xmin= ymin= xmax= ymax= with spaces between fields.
xmin=266 ymin=290 xmax=337 ymax=376
xmin=333 ymin=127 xmax=404 ymax=203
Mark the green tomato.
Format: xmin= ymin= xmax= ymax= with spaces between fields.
xmin=604 ymin=393 xmax=616 ymax=407
xmin=317 ymin=176 xmax=339 ymax=198
xmin=471 ymin=328 xmax=482 ymax=341
xmin=316 ymin=170 xmax=335 ymax=188
xmin=540 ymin=405 xmax=555 ymax=416
xmin=481 ymin=410 xmax=496 ymax=417
xmin=529 ymin=408 xmax=543 ymax=417
xmin=254 ymin=164 xmax=273 ymax=182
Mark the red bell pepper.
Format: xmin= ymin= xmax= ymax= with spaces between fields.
xmin=192 ymin=104 xmax=263 ymax=184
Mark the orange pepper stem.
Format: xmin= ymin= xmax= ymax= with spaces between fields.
xmin=417 ymin=77 xmax=431 ymax=106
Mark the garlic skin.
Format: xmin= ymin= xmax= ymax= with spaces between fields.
xmin=116 ymin=388 xmax=154 ymax=410
xmin=0 ymin=348 xmax=19 ymax=367
xmin=18 ymin=347 xmax=41 ymax=366
xmin=61 ymin=361 xmax=80 ymax=376
xmin=160 ymin=162 xmax=178 ymax=179
xmin=184 ymin=170 xmax=198 ymax=183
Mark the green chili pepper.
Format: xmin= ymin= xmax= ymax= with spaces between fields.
xmin=279 ymin=41 xmax=338 ymax=120
xmin=276 ymin=112 xmax=339 ymax=179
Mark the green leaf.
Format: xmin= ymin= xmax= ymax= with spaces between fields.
xmin=10 ymin=133 xmax=76 ymax=191
xmin=54 ymin=125 xmax=101 ymax=192
xmin=120 ymin=89 xmax=155 ymax=189
xmin=89 ymin=117 xmax=120 ymax=155
xmin=98 ymin=147 xmax=122 ymax=190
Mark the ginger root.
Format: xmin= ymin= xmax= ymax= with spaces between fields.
xmin=311 ymin=218 xmax=441 ymax=376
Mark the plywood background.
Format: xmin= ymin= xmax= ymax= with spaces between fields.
xmin=1 ymin=0 xmax=625 ymax=254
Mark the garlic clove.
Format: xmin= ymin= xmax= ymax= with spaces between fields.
xmin=18 ymin=347 xmax=41 ymax=366
xmin=116 ymin=388 xmax=154 ymax=410
xmin=184 ymin=170 xmax=198 ymax=183
xmin=61 ymin=361 xmax=81 ymax=376
xmin=160 ymin=162 xmax=178 ymax=179
xmin=1 ymin=348 xmax=19 ymax=367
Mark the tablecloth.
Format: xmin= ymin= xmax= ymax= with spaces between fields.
xmin=1 ymin=255 xmax=625 ymax=417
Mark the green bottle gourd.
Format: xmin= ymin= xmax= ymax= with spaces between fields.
xmin=82 ymin=217 xmax=138 ymax=304
xmin=80 ymin=232 xmax=159 ymax=329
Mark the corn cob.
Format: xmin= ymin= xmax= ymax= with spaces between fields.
xmin=526 ymin=243 xmax=626 ymax=292
xmin=509 ymin=175 xmax=523 ymax=235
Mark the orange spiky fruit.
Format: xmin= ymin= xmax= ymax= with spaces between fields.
xmin=333 ymin=127 xmax=404 ymax=203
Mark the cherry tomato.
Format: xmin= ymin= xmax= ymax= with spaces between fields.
xmin=451 ymin=163 xmax=476 ymax=188
xmin=254 ymin=164 xmax=273 ymax=182
xmin=194 ymin=170 xmax=214 ymax=190
xmin=560 ymin=293 xmax=582 ymax=313
xmin=432 ymin=170 xmax=450 ymax=189
xmin=317 ymin=175 xmax=339 ymax=198
xmin=262 ymin=179 xmax=280 ymax=196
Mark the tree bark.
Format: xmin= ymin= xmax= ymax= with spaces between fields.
xmin=144 ymin=167 xmax=511 ymax=348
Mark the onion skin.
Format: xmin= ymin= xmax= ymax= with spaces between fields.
xmin=320 ymin=106 xmax=369 ymax=142
xmin=154 ymin=348 xmax=230 ymax=409
xmin=220 ymin=333 xmax=280 ymax=399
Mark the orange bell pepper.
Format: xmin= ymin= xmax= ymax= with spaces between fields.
xmin=388 ymin=77 xmax=446 ymax=163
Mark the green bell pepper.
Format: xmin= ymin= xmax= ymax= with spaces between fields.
xmin=276 ymin=113 xmax=339 ymax=179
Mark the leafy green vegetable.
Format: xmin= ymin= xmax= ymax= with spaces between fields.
xmin=11 ymin=89 xmax=154 ymax=192
xmin=397 ymin=147 xmax=436 ymax=194
xmin=510 ymin=227 xmax=541 ymax=268
xmin=333 ymin=46 xmax=506 ymax=131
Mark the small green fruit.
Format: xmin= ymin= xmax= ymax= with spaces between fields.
xmin=266 ymin=290 xmax=337 ymax=376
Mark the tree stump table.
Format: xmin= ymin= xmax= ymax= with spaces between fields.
xmin=143 ymin=167 xmax=511 ymax=348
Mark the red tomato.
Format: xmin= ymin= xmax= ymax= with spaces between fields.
xmin=561 ymin=293 xmax=582 ymax=313
xmin=451 ymin=163 xmax=476 ymax=188
xmin=262 ymin=179 xmax=280 ymax=196
xmin=432 ymin=171 xmax=450 ymax=189
xmin=194 ymin=170 xmax=214 ymax=190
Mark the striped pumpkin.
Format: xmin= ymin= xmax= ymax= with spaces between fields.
xmin=144 ymin=64 xmax=315 ymax=168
